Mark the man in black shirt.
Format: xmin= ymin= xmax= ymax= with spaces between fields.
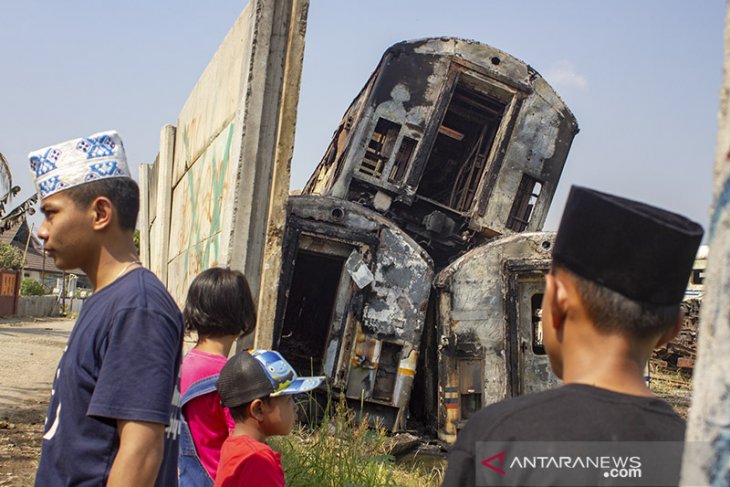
xmin=442 ymin=186 xmax=703 ymax=487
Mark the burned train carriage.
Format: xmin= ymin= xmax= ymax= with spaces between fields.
xmin=273 ymin=38 xmax=577 ymax=434
xmin=274 ymin=195 xmax=433 ymax=431
xmin=304 ymin=37 xmax=578 ymax=265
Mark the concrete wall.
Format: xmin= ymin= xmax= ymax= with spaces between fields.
xmin=16 ymin=296 xmax=59 ymax=317
xmin=681 ymin=3 xmax=730 ymax=485
xmin=141 ymin=0 xmax=310 ymax=307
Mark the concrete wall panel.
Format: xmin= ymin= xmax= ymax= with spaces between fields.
xmin=166 ymin=232 xmax=223 ymax=307
xmin=172 ymin=4 xmax=253 ymax=186
xmin=168 ymin=121 xmax=239 ymax=276
xmin=16 ymin=296 xmax=60 ymax=317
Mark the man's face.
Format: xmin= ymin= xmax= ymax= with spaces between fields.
xmin=38 ymin=191 xmax=96 ymax=271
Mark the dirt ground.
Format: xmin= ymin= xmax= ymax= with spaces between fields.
xmin=0 ymin=317 xmax=73 ymax=486
xmin=0 ymin=318 xmax=694 ymax=486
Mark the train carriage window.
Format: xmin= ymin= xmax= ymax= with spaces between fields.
xmin=458 ymin=359 xmax=483 ymax=419
xmin=531 ymin=293 xmax=545 ymax=355
xmin=360 ymin=118 xmax=401 ymax=178
xmin=388 ymin=136 xmax=417 ymax=184
xmin=507 ymin=175 xmax=543 ymax=232
xmin=416 ymin=81 xmax=505 ymax=212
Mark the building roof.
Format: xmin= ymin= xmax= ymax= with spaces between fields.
xmin=22 ymin=248 xmax=76 ymax=276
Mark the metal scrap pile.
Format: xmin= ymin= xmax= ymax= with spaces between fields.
xmin=652 ymin=299 xmax=701 ymax=371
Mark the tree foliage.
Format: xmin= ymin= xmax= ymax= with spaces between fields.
xmin=0 ymin=242 xmax=22 ymax=270
xmin=20 ymin=278 xmax=48 ymax=296
xmin=133 ymin=229 xmax=140 ymax=256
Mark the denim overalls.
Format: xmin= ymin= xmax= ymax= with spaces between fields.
xmin=178 ymin=375 xmax=219 ymax=487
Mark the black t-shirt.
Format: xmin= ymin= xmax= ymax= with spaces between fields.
xmin=35 ymin=268 xmax=184 ymax=486
xmin=442 ymin=384 xmax=686 ymax=487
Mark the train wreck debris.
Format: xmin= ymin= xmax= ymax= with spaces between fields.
xmin=304 ymin=37 xmax=578 ymax=266
xmin=273 ymin=195 xmax=433 ymax=430
xmin=272 ymin=38 xmax=578 ymax=437
xmin=433 ymin=232 xmax=559 ymax=442
xmin=140 ymin=29 xmax=580 ymax=439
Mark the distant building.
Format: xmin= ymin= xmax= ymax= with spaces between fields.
xmin=0 ymin=219 xmax=89 ymax=290
xmin=685 ymin=244 xmax=708 ymax=300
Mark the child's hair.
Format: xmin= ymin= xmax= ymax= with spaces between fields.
xmin=228 ymin=397 xmax=272 ymax=422
xmin=553 ymin=265 xmax=680 ymax=339
xmin=183 ymin=267 xmax=257 ymax=338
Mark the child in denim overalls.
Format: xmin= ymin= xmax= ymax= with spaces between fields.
xmin=179 ymin=268 xmax=257 ymax=486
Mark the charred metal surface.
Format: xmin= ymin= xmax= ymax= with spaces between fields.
xmin=274 ymin=195 xmax=433 ymax=430
xmin=303 ymin=38 xmax=578 ymax=265
xmin=434 ymin=232 xmax=560 ymax=443
xmin=282 ymin=38 xmax=579 ymax=434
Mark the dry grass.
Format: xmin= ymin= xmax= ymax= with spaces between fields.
xmin=270 ymin=397 xmax=444 ymax=487
xmin=648 ymin=361 xmax=693 ymax=419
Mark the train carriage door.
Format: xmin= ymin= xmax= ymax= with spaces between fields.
xmin=505 ymin=262 xmax=560 ymax=396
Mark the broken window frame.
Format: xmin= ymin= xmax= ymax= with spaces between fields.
xmin=506 ymin=174 xmax=544 ymax=232
xmin=505 ymin=261 xmax=553 ymax=397
xmin=274 ymin=217 xmax=379 ymax=383
xmin=358 ymin=117 xmax=402 ymax=178
xmin=457 ymin=358 xmax=484 ymax=420
xmin=386 ymin=136 xmax=417 ymax=185
xmin=355 ymin=115 xmax=421 ymax=191
xmin=409 ymin=67 xmax=521 ymax=215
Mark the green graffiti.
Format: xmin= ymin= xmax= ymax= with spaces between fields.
xmin=183 ymin=123 xmax=235 ymax=274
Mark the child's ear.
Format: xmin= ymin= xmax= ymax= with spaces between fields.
xmin=655 ymin=312 xmax=683 ymax=349
xmin=249 ymin=399 xmax=265 ymax=422
xmin=91 ymin=196 xmax=113 ymax=231
xmin=545 ymin=273 xmax=567 ymax=331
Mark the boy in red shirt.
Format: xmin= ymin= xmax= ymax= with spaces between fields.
xmin=214 ymin=350 xmax=324 ymax=486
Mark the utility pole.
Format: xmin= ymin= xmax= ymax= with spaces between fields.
xmin=680 ymin=2 xmax=730 ymax=485
xmin=19 ymin=221 xmax=34 ymax=281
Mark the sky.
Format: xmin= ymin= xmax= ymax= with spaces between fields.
xmin=0 ymin=0 xmax=724 ymax=235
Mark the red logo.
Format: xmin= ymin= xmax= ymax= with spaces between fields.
xmin=482 ymin=451 xmax=507 ymax=475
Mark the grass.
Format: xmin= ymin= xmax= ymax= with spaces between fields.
xmin=648 ymin=361 xmax=693 ymax=419
xmin=269 ymin=396 xmax=443 ymax=487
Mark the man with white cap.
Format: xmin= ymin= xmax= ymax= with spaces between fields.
xmin=29 ymin=131 xmax=184 ymax=486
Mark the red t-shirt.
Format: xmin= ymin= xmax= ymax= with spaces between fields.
xmin=214 ymin=435 xmax=285 ymax=487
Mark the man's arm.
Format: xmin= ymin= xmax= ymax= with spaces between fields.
xmin=106 ymin=420 xmax=165 ymax=487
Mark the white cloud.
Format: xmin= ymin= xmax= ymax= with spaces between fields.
xmin=543 ymin=61 xmax=588 ymax=90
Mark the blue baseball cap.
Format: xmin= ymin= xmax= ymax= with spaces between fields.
xmin=217 ymin=349 xmax=325 ymax=408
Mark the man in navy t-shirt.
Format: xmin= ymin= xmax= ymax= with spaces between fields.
xmin=29 ymin=131 xmax=184 ymax=486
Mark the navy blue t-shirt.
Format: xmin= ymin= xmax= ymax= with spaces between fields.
xmin=35 ymin=268 xmax=184 ymax=486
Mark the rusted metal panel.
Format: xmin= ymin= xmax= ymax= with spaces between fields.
xmin=435 ymin=232 xmax=559 ymax=443
xmin=0 ymin=271 xmax=18 ymax=316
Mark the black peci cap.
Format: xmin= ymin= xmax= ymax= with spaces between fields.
xmin=552 ymin=186 xmax=704 ymax=306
